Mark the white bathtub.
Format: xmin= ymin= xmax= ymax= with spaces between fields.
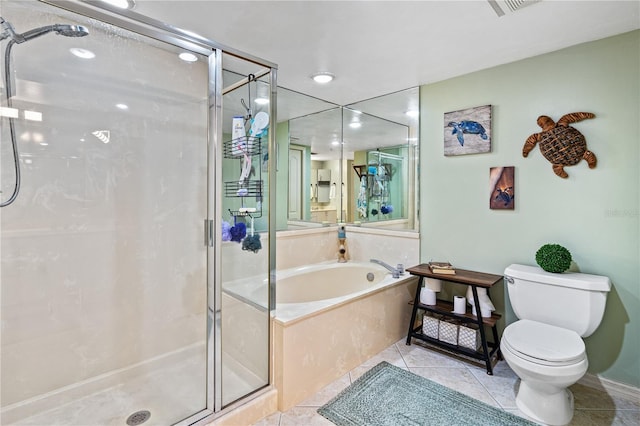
xmin=272 ymin=260 xmax=417 ymax=410
xmin=222 ymin=260 xmax=418 ymax=411
xmin=223 ymin=261 xmax=404 ymax=322
xmin=274 ymin=261 xmax=405 ymax=324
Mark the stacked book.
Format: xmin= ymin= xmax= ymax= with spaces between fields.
xmin=428 ymin=261 xmax=456 ymax=275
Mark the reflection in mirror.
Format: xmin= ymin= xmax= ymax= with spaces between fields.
xmin=344 ymin=87 xmax=419 ymax=230
xmin=274 ymin=89 xmax=339 ymax=230
xmin=288 ymin=107 xmax=343 ymax=226
xmin=342 ymin=102 xmax=417 ymax=230
xmin=277 ymin=86 xmax=419 ymax=232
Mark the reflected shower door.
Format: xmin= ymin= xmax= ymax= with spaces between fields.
xmin=1 ymin=1 xmax=210 ymax=424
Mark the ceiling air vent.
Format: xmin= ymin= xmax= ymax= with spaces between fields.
xmin=487 ymin=0 xmax=541 ymax=17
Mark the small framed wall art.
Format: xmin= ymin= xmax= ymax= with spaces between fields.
xmin=444 ymin=104 xmax=491 ymax=156
xmin=490 ymin=166 xmax=514 ymax=210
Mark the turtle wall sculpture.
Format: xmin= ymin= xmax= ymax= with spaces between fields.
xmin=522 ymin=112 xmax=597 ymax=178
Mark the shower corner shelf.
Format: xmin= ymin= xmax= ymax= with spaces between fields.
xmin=353 ymin=165 xmax=368 ymax=179
xmin=223 ymin=135 xmax=263 ymax=218
xmin=352 ymin=164 xmax=392 ymax=180
xmin=223 ymin=136 xmax=262 ymax=159
xmin=224 ymin=180 xmax=263 ymax=198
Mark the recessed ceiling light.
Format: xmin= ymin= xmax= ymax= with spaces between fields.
xmin=349 ymin=122 xmax=362 ymax=129
xmin=331 ymin=141 xmax=340 ymax=146
xmin=116 ymin=103 xmax=129 ymax=110
xmin=101 ymin=0 xmax=135 ymax=9
xmin=254 ymin=97 xmax=269 ymax=105
xmin=311 ymin=72 xmax=335 ymax=84
xmin=70 ymin=48 xmax=95 ymax=59
xmin=405 ymin=110 xmax=419 ymax=118
xmin=0 ymin=107 xmax=18 ymax=118
xmin=178 ymin=52 xmax=198 ymax=62
xmin=24 ymin=110 xmax=43 ymax=122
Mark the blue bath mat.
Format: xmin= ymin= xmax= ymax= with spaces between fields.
xmin=318 ymin=361 xmax=537 ymax=426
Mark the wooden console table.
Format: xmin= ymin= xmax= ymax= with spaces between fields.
xmin=405 ymin=264 xmax=503 ymax=375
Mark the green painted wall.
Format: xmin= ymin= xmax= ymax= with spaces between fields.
xmin=420 ymin=30 xmax=639 ymax=387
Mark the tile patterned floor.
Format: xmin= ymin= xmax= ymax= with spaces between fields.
xmin=255 ymin=339 xmax=640 ymax=426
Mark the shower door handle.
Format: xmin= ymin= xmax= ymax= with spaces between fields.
xmin=204 ymin=219 xmax=214 ymax=247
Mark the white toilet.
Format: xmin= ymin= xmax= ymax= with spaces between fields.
xmin=501 ymin=264 xmax=611 ymax=426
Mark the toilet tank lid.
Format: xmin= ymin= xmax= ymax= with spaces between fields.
xmin=504 ymin=264 xmax=611 ymax=292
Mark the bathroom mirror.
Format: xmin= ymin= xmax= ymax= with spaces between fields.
xmin=287 ymin=106 xmax=343 ymax=226
xmin=343 ymin=88 xmax=419 ymax=230
xmin=282 ymin=87 xmax=419 ymax=231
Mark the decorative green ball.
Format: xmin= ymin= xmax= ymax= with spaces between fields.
xmin=535 ymin=244 xmax=572 ymax=273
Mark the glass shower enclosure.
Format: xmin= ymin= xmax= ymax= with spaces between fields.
xmin=0 ymin=1 xmax=275 ymax=424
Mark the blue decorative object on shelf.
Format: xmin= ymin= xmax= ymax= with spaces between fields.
xmin=222 ymin=220 xmax=232 ymax=241
xmin=230 ymin=222 xmax=246 ymax=242
xmin=380 ymin=205 xmax=394 ymax=215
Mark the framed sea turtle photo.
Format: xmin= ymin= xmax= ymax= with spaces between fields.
xmin=490 ymin=166 xmax=515 ymax=210
xmin=444 ymin=104 xmax=491 ymax=156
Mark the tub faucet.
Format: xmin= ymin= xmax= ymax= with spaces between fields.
xmin=370 ymin=259 xmax=404 ymax=279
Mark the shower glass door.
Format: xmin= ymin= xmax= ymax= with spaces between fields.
xmin=217 ymin=58 xmax=272 ymax=408
xmin=1 ymin=1 xmax=210 ymax=424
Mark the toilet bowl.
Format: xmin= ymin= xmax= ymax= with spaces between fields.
xmin=501 ymin=319 xmax=588 ymax=425
xmin=502 ymin=264 xmax=610 ymax=425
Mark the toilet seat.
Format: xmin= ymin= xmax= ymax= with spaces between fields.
xmin=502 ymin=319 xmax=586 ymax=366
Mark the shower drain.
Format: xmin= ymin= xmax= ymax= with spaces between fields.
xmin=126 ymin=410 xmax=151 ymax=425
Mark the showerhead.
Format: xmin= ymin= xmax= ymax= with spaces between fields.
xmin=0 ymin=18 xmax=89 ymax=44
xmin=53 ymin=24 xmax=89 ymax=38
xmin=20 ymin=24 xmax=89 ymax=42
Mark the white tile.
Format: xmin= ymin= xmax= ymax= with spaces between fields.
xmin=258 ymin=339 xmax=639 ymax=426
xmin=410 ymin=366 xmax=500 ymax=408
xmin=279 ymin=407 xmax=335 ymax=426
xmin=253 ymin=411 xmax=282 ymax=426
xmin=297 ymin=374 xmax=351 ymax=407
xmin=398 ymin=339 xmax=470 ymax=368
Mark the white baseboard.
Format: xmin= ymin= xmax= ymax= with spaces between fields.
xmin=578 ymin=372 xmax=640 ymax=402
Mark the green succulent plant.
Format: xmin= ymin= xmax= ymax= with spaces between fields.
xmin=535 ymin=244 xmax=572 ymax=273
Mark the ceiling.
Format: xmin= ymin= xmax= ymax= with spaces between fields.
xmin=3 ymin=1 xmax=637 ymax=163
xmin=130 ymin=1 xmax=639 ymax=159
xmin=132 ymin=0 xmax=639 ymax=106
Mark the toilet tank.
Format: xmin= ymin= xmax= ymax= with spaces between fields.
xmin=504 ymin=264 xmax=611 ymax=337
